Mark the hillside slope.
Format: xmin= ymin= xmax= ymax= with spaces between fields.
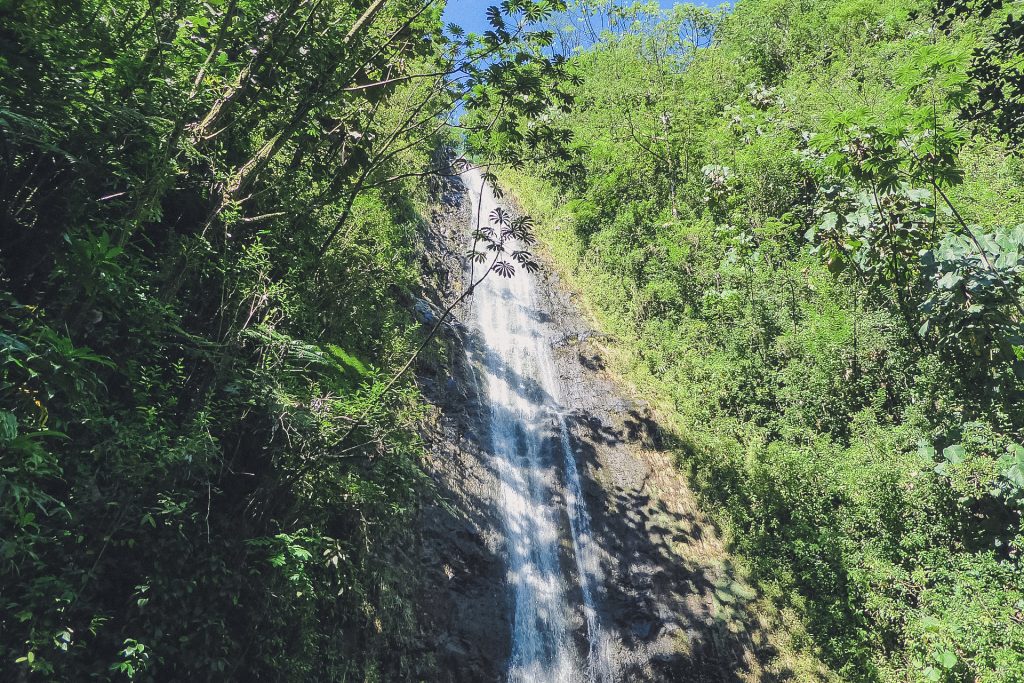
xmin=483 ymin=0 xmax=1024 ymax=680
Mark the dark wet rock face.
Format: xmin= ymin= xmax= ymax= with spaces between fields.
xmin=415 ymin=174 xmax=772 ymax=682
xmin=414 ymin=171 xmax=511 ymax=683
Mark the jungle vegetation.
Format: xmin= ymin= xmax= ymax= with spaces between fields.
xmin=0 ymin=0 xmax=564 ymax=679
xmin=3 ymin=0 xmax=1024 ymax=681
xmin=480 ymin=0 xmax=1024 ymax=681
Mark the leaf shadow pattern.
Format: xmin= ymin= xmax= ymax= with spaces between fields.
xmin=422 ymin=313 xmax=806 ymax=681
xmin=532 ymin=262 xmax=815 ymax=682
xmin=555 ymin=343 xmax=804 ymax=683
xmin=416 ymin=181 xmax=813 ymax=682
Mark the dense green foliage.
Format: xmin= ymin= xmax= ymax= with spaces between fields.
xmin=5 ymin=0 xmax=1024 ymax=679
xmin=485 ymin=1 xmax=1024 ymax=680
xmin=0 ymin=0 xmax=568 ymax=679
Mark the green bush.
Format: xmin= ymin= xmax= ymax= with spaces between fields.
xmin=490 ymin=0 xmax=1024 ymax=679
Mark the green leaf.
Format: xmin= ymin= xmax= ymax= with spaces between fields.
xmin=1001 ymin=444 xmax=1024 ymax=489
xmin=820 ymin=212 xmax=838 ymax=232
xmin=0 ymin=411 xmax=17 ymax=445
xmin=937 ymin=271 xmax=962 ymax=290
xmin=326 ymin=345 xmax=368 ymax=375
xmin=942 ymin=444 xmax=966 ymax=465
xmin=0 ymin=332 xmax=30 ymax=353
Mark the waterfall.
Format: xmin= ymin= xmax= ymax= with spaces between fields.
xmin=463 ymin=169 xmax=613 ymax=683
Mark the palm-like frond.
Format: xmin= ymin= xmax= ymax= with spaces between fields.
xmin=492 ymin=260 xmax=516 ymax=278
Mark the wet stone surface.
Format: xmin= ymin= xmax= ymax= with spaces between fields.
xmin=415 ymin=172 xmax=773 ymax=682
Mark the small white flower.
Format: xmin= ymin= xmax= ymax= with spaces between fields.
xmin=299 ymin=46 xmax=309 ymax=55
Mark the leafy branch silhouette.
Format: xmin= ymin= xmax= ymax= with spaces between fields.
xmin=468 ymin=207 xmax=540 ymax=279
xmin=331 ymin=176 xmax=540 ymax=457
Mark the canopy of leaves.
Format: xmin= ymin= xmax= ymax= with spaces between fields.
xmin=0 ymin=0 xmax=563 ymax=679
xmin=491 ymin=0 xmax=1024 ymax=680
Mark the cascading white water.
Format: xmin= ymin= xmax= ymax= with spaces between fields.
xmin=462 ymin=169 xmax=613 ymax=683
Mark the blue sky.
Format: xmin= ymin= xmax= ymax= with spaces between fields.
xmin=442 ymin=1 xmax=698 ymax=35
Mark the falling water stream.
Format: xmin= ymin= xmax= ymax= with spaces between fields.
xmin=463 ymin=169 xmax=613 ymax=683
